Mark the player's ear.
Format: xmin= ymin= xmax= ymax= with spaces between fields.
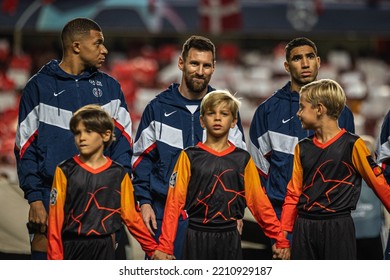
xmin=72 ymin=41 xmax=81 ymax=54
xmin=178 ymin=56 xmax=184 ymax=71
xmin=284 ymin=61 xmax=290 ymax=73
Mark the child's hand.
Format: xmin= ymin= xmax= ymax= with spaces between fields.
xmin=166 ymin=254 xmax=176 ymax=260
xmin=271 ymin=244 xmax=281 ymax=259
xmin=272 ymin=244 xmax=291 ymax=260
xmin=236 ymin=219 xmax=243 ymax=235
xmin=272 ymin=244 xmax=290 ymax=260
xmin=278 ymin=248 xmax=291 ymax=260
xmin=151 ymin=250 xmax=167 ymax=260
xmin=151 ymin=250 xmax=176 ymax=260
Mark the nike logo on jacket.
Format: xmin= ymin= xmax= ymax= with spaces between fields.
xmin=53 ymin=90 xmax=66 ymax=96
xmin=164 ymin=111 xmax=177 ymax=117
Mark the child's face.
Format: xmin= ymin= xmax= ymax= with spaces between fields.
xmin=297 ymin=92 xmax=319 ymax=130
xmin=73 ymin=121 xmax=110 ymax=158
xmin=200 ymin=102 xmax=237 ymax=138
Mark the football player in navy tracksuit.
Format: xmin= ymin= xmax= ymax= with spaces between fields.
xmin=15 ymin=18 xmax=133 ymax=259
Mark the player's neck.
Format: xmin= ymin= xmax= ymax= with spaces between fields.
xmin=178 ymin=83 xmax=207 ymax=100
xmin=59 ymin=58 xmax=85 ymax=76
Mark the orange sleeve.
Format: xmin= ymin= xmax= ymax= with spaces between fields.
xmin=352 ymin=138 xmax=390 ymax=212
xmin=245 ymin=157 xmax=290 ymax=249
xmin=47 ymin=167 xmax=67 ymax=260
xmin=120 ymin=173 xmax=158 ymax=257
xmin=157 ymin=151 xmax=190 ymax=255
xmin=281 ymin=144 xmax=302 ymax=233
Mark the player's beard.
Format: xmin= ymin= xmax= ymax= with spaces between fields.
xmin=184 ymin=74 xmax=210 ymax=95
xmin=295 ymin=75 xmax=317 ymax=88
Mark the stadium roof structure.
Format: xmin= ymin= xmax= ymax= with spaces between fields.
xmin=0 ymin=0 xmax=390 ymax=37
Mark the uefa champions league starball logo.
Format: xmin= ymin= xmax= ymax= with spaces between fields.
xmin=169 ymin=171 xmax=177 ymax=188
xmin=287 ymin=0 xmax=319 ymax=32
xmin=50 ymin=188 xmax=57 ymax=205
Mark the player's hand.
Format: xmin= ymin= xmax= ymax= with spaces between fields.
xmin=29 ymin=200 xmax=47 ymax=233
xmin=140 ymin=204 xmax=157 ymax=236
xmin=28 ymin=201 xmax=48 ymax=253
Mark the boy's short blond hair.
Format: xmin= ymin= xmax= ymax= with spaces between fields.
xmin=200 ymin=90 xmax=241 ymax=119
xmin=300 ymin=79 xmax=346 ymax=119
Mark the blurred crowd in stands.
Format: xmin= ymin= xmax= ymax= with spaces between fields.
xmin=0 ymin=36 xmax=389 ymax=178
